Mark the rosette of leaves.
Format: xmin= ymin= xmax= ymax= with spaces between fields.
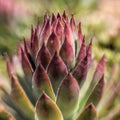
xmin=0 ymin=12 xmax=120 ymax=120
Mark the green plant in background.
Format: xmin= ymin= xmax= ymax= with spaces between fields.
xmin=0 ymin=12 xmax=120 ymax=120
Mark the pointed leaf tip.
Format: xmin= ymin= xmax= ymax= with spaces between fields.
xmin=76 ymin=37 xmax=86 ymax=64
xmin=35 ymin=92 xmax=63 ymax=120
xmin=10 ymin=74 xmax=34 ymax=119
xmin=57 ymin=72 xmax=80 ymax=119
xmin=47 ymin=52 xmax=67 ymax=94
xmin=32 ymin=63 xmax=55 ymax=101
xmin=36 ymin=42 xmax=51 ymax=69
xmin=76 ymin=103 xmax=97 ymax=120
xmin=73 ymin=55 xmax=88 ymax=87
xmin=47 ymin=31 xmax=60 ymax=56
xmin=86 ymin=75 xmax=105 ymax=107
xmin=60 ymin=37 xmax=75 ymax=69
xmin=92 ymin=54 xmax=106 ymax=86
xmin=4 ymin=53 xmax=14 ymax=78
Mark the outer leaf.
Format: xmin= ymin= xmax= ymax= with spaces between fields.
xmin=76 ymin=37 xmax=86 ymax=65
xmin=10 ymin=74 xmax=34 ymax=120
xmin=56 ymin=72 xmax=80 ymax=119
xmin=76 ymin=103 xmax=97 ymax=120
xmin=47 ymin=52 xmax=67 ymax=94
xmin=32 ymin=63 xmax=55 ymax=101
xmin=86 ymin=75 xmax=105 ymax=107
xmin=5 ymin=53 xmax=14 ymax=78
xmin=35 ymin=92 xmax=63 ymax=120
xmin=98 ymin=80 xmax=120 ymax=117
xmin=91 ymin=55 xmax=106 ymax=87
xmin=100 ymin=105 xmax=120 ymax=120
xmin=78 ymin=55 xmax=106 ymax=113
xmin=0 ymin=106 xmax=15 ymax=120
xmin=20 ymin=46 xmax=33 ymax=88
xmin=73 ymin=56 xmax=88 ymax=87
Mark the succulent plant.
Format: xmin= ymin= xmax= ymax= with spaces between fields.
xmin=0 ymin=11 xmax=120 ymax=120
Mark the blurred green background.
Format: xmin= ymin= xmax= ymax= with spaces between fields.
xmin=0 ymin=0 xmax=120 ymax=77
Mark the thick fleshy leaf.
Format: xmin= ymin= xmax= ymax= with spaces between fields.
xmin=70 ymin=15 xmax=77 ymax=42
xmin=40 ymin=17 xmax=51 ymax=45
xmin=91 ymin=55 xmax=106 ymax=87
xmin=32 ymin=63 xmax=55 ymax=101
xmin=5 ymin=53 xmax=14 ymax=78
xmin=86 ymin=75 xmax=105 ymax=107
xmin=55 ymin=19 xmax=63 ymax=42
xmin=10 ymin=74 xmax=34 ymax=119
xmin=36 ymin=43 xmax=51 ymax=69
xmin=35 ymin=92 xmax=63 ymax=120
xmin=64 ymin=22 xmax=75 ymax=54
xmin=24 ymin=38 xmax=31 ymax=56
xmin=86 ymin=39 xmax=92 ymax=67
xmin=47 ymin=31 xmax=60 ymax=56
xmin=98 ymin=80 xmax=120 ymax=117
xmin=51 ymin=13 xmax=57 ymax=24
xmin=76 ymin=103 xmax=97 ymax=120
xmin=78 ymin=22 xmax=83 ymax=44
xmin=73 ymin=56 xmax=88 ymax=87
xmin=60 ymin=37 xmax=75 ymax=69
xmin=20 ymin=46 xmax=33 ymax=75
xmin=56 ymin=72 xmax=80 ymax=119
xmin=78 ymin=55 xmax=106 ymax=112
xmin=76 ymin=37 xmax=86 ymax=65
xmin=47 ymin=52 xmax=67 ymax=94
xmin=62 ymin=11 xmax=68 ymax=22
xmin=0 ymin=106 xmax=15 ymax=120
xmin=12 ymin=54 xmax=24 ymax=77
xmin=31 ymin=28 xmax=39 ymax=59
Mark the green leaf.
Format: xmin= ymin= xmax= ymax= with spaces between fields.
xmin=10 ymin=74 xmax=34 ymax=120
xmin=56 ymin=72 xmax=80 ymax=119
xmin=0 ymin=106 xmax=15 ymax=120
xmin=86 ymin=75 xmax=104 ymax=107
xmin=35 ymin=92 xmax=63 ymax=120
xmin=76 ymin=103 xmax=97 ymax=120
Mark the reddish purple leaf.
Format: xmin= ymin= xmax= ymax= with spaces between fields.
xmin=73 ymin=56 xmax=88 ymax=87
xmin=86 ymin=39 xmax=92 ymax=67
xmin=20 ymin=46 xmax=33 ymax=76
xmin=40 ymin=17 xmax=51 ymax=45
xmin=78 ymin=22 xmax=83 ymax=44
xmin=32 ymin=63 xmax=55 ymax=101
xmin=55 ymin=19 xmax=63 ymax=42
xmin=31 ymin=27 xmax=39 ymax=58
xmin=47 ymin=52 xmax=67 ymax=94
xmin=70 ymin=15 xmax=77 ymax=34
xmin=51 ymin=13 xmax=57 ymax=24
xmin=36 ymin=43 xmax=51 ymax=69
xmin=5 ymin=53 xmax=14 ymax=78
xmin=62 ymin=10 xmax=68 ymax=22
xmin=47 ymin=31 xmax=60 ymax=56
xmin=86 ymin=75 xmax=105 ymax=107
xmin=60 ymin=37 xmax=75 ymax=69
xmin=76 ymin=37 xmax=86 ymax=65
xmin=92 ymin=55 xmax=106 ymax=86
